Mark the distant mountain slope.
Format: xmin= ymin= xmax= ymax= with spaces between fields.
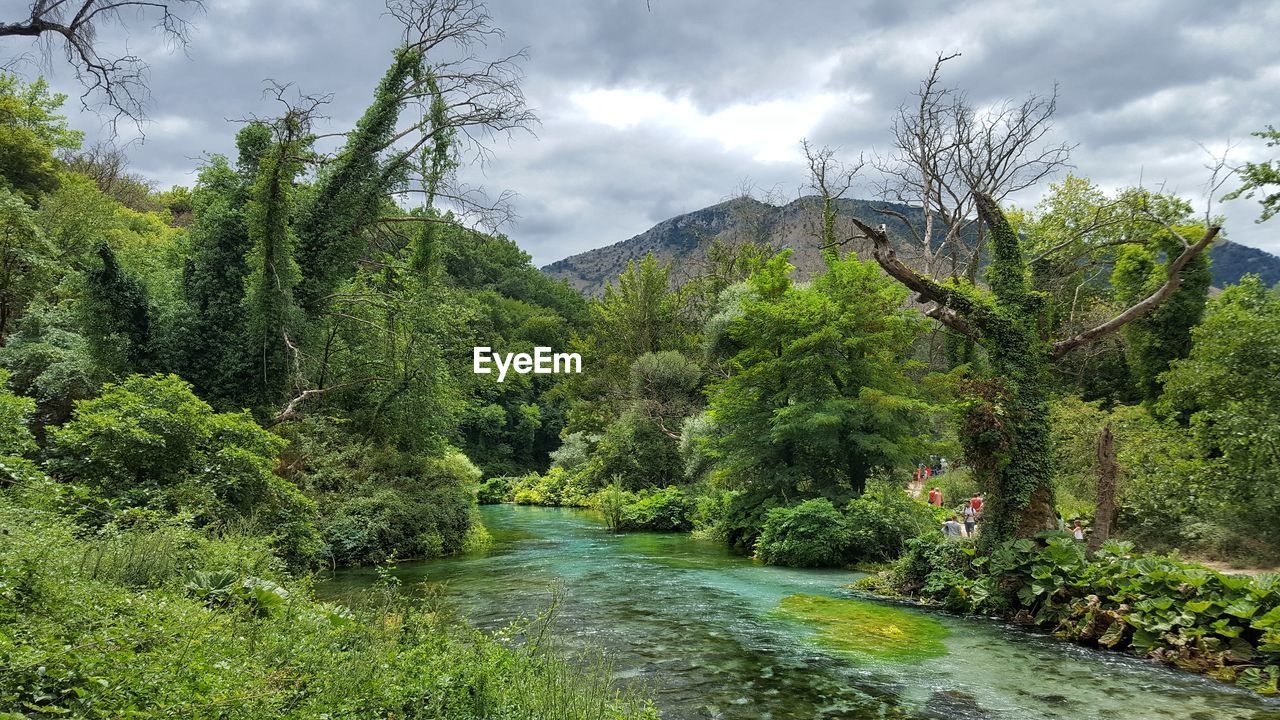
xmin=1208 ymin=239 xmax=1280 ymax=288
xmin=542 ymin=197 xmax=1280 ymax=296
xmin=541 ymin=196 xmax=945 ymax=295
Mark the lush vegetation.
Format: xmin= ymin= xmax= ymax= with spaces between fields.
xmin=0 ymin=4 xmax=642 ymax=714
xmin=858 ymin=534 xmax=1279 ymax=695
xmin=4 ymin=0 xmax=1280 ymax=705
xmin=0 ymin=483 xmax=655 ymax=718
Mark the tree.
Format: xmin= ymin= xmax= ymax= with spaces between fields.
xmin=81 ymin=241 xmax=151 ymax=374
xmin=872 ymin=53 xmax=1072 ymax=281
xmin=700 ymin=252 xmax=927 ymax=545
xmin=802 ymin=139 xmax=863 ymax=263
xmin=243 ymin=99 xmax=312 ymax=407
xmin=178 ymin=130 xmax=264 ymax=406
xmin=1017 ymin=177 xmax=1213 ymax=402
xmin=1158 ymin=276 xmax=1280 ymax=549
xmin=1226 ymin=126 xmax=1280 ymax=221
xmin=0 ymin=73 xmax=83 ymax=203
xmin=850 ymin=192 xmax=1218 ymax=544
xmin=0 ymin=187 xmax=52 ymax=342
xmin=0 ymin=1 xmax=202 ymax=128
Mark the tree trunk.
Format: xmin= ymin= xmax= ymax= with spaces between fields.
xmin=1088 ymin=424 xmax=1118 ymax=553
xmin=973 ymin=332 xmax=1059 ymax=547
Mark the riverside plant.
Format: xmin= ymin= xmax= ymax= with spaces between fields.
xmin=861 ymin=534 xmax=1280 ymax=695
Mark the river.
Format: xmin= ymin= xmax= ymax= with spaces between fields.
xmin=320 ymin=504 xmax=1280 ymax=720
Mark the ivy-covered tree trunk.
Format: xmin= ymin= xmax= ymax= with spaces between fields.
xmin=964 ymin=194 xmax=1058 ymax=542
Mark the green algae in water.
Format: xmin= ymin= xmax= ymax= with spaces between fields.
xmin=775 ymin=594 xmax=949 ymax=662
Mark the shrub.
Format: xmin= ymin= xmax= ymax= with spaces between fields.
xmin=284 ymin=419 xmax=477 ymax=566
xmin=476 ymin=475 xmax=513 ymax=504
xmin=864 ymin=533 xmax=1280 ymax=695
xmin=0 ymin=490 xmax=658 ymax=718
xmin=508 ymin=467 xmax=593 ymax=508
xmin=619 ymin=486 xmax=694 ymax=531
xmin=591 ymin=485 xmax=632 ymax=532
xmin=844 ymin=482 xmax=940 ymax=563
xmin=754 ymin=498 xmax=849 ymax=568
xmin=0 ymin=368 xmax=36 ymax=458
xmin=44 ymin=374 xmax=320 ymax=564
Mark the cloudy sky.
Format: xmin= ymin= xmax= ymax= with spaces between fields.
xmin=13 ymin=0 xmax=1280 ymax=264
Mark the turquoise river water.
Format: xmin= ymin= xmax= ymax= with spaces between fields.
xmin=320 ymin=504 xmax=1280 ymax=720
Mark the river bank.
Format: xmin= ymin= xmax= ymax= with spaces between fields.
xmin=320 ymin=504 xmax=1280 ymax=720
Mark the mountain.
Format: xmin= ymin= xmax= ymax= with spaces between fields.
xmin=541 ymin=196 xmax=947 ymax=296
xmin=1207 ymin=239 xmax=1280 ymax=288
xmin=541 ymin=197 xmax=1280 ymax=296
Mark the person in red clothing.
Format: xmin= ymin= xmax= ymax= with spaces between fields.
xmin=928 ymin=487 xmax=942 ymax=507
xmin=970 ymin=493 xmax=983 ymax=513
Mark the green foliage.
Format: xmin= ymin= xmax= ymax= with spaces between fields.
xmin=869 ymin=533 xmax=1280 ymax=694
xmin=701 ymin=252 xmax=926 ymax=542
xmin=844 ymin=482 xmax=941 ymax=563
xmin=755 ymin=498 xmax=850 ymax=568
xmin=284 ymin=419 xmax=478 ymax=565
xmin=0 ymin=186 xmax=53 ymax=342
xmin=1109 ymin=196 xmax=1212 ymax=402
xmin=619 ymin=485 xmax=695 ymax=532
xmin=585 ymin=411 xmax=684 ymax=491
xmin=178 ymin=146 xmax=258 ymax=406
xmin=0 ymin=300 xmax=105 ymax=428
xmin=82 ymin=242 xmax=153 ymax=375
xmin=0 ymin=490 xmax=657 ymax=718
xmin=0 ymin=369 xmax=35 ymax=456
xmin=1157 ymin=276 xmax=1280 ymax=553
xmin=294 ymin=48 xmax=422 ymax=309
xmin=0 ymin=74 xmax=81 ymax=203
xmin=1225 ymin=125 xmax=1280 ymax=221
xmin=243 ymin=113 xmax=308 ymax=406
xmin=45 ymin=374 xmax=319 ymax=563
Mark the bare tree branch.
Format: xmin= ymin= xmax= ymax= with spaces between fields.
xmin=1 ymin=0 xmax=203 ymax=131
xmin=1050 ymin=223 xmax=1220 ymax=359
xmin=848 ymin=215 xmax=985 ymax=342
xmin=267 ymin=376 xmax=392 ymax=427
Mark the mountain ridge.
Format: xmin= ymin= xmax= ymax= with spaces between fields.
xmin=541 ymin=197 xmax=1280 ymax=296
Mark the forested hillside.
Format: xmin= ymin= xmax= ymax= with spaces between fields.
xmin=543 ymin=196 xmax=1280 ymax=296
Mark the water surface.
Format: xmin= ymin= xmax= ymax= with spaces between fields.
xmin=321 ymin=505 xmax=1280 ymax=720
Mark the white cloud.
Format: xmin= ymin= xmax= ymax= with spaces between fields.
xmin=569 ymin=87 xmax=842 ymax=164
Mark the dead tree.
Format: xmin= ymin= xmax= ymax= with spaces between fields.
xmin=872 ymin=52 xmax=1073 ymax=280
xmin=0 ymin=1 xmax=203 ymax=129
xmin=1089 ymin=424 xmax=1119 ymax=553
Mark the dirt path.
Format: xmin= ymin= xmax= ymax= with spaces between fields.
xmin=1191 ymin=559 xmax=1279 ymax=577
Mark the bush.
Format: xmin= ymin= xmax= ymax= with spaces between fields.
xmin=0 ymin=489 xmax=658 ymax=718
xmin=844 ymin=482 xmax=941 ymax=563
xmin=284 ymin=419 xmax=477 ymax=566
xmin=620 ymin=486 xmax=694 ymax=532
xmin=591 ymin=485 xmax=631 ymax=532
xmin=863 ymin=533 xmax=1280 ymax=695
xmin=44 ymin=374 xmax=320 ymax=564
xmin=475 ymin=475 xmax=513 ymax=504
xmin=754 ymin=498 xmax=849 ymax=568
xmin=508 ymin=467 xmax=594 ymax=508
xmin=0 ymin=368 xmax=36 ymax=458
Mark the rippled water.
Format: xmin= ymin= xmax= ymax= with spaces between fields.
xmin=320 ymin=504 xmax=1280 ymax=720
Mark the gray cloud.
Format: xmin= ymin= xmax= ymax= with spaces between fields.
xmin=10 ymin=0 xmax=1280 ymax=264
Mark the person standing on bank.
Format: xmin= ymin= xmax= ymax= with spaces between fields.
xmin=963 ymin=503 xmax=978 ymax=536
xmin=928 ymin=487 xmax=942 ymax=507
